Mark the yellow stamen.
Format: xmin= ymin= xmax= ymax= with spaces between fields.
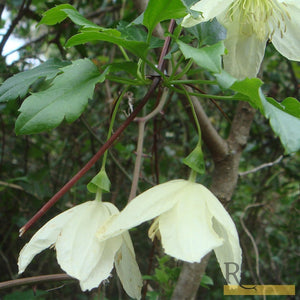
xmin=148 ymin=218 xmax=160 ymax=241
xmin=227 ymin=0 xmax=290 ymax=40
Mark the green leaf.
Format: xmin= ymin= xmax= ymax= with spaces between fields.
xmin=177 ymin=40 xmax=225 ymax=73
xmin=182 ymin=144 xmax=205 ymax=174
xmin=4 ymin=289 xmax=47 ymax=300
xmin=117 ymin=21 xmax=164 ymax=49
xmin=185 ymin=18 xmax=226 ymax=45
xmin=143 ymin=0 xmax=186 ymax=33
xmin=0 ymin=58 xmax=70 ymax=103
xmin=265 ymin=97 xmax=300 ymax=119
xmin=66 ymin=32 xmax=149 ymax=59
xmin=39 ymin=5 xmax=109 ymax=31
xmin=215 ymin=70 xmax=236 ymax=89
xmin=15 ymin=59 xmax=108 ymax=135
xmin=109 ymin=61 xmax=138 ymax=77
xmin=230 ymin=78 xmax=263 ymax=110
xmin=87 ymin=169 xmax=111 ymax=193
xmin=261 ymin=95 xmax=300 ymax=154
xmin=38 ymin=4 xmax=76 ymax=26
xmin=200 ymin=274 xmax=214 ymax=288
xmin=61 ymin=8 xmax=102 ymax=30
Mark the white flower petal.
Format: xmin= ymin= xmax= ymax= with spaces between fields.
xmin=79 ymin=235 xmax=123 ymax=291
xmin=182 ymin=0 xmax=232 ymax=27
xmin=158 ymin=182 xmax=223 ymax=263
xmin=220 ymin=15 xmax=267 ymax=79
xmin=97 ymin=180 xmax=189 ymax=241
xmin=55 ymin=200 xmax=117 ymax=282
xmin=203 ymin=186 xmax=242 ymax=284
xmin=271 ymin=2 xmax=300 ymax=61
xmin=115 ymin=232 xmax=143 ymax=300
xmin=18 ymin=204 xmax=82 ymax=274
xmin=181 ymin=14 xmax=205 ymax=28
xmin=191 ymin=0 xmax=233 ymax=20
xmin=212 ymin=219 xmax=242 ymax=284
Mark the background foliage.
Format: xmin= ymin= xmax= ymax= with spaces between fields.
xmin=0 ymin=0 xmax=299 ymax=299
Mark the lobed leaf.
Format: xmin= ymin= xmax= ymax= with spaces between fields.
xmin=15 ymin=59 xmax=108 ymax=135
xmin=177 ymin=40 xmax=225 ymax=73
xmin=230 ymin=78 xmax=263 ymax=110
xmin=143 ymin=0 xmax=186 ymax=33
xmin=37 ymin=4 xmax=76 ymax=26
xmin=261 ymin=95 xmax=300 ymax=154
xmin=62 ymin=8 xmax=103 ymax=30
xmin=39 ymin=5 xmax=106 ymax=31
xmin=0 ymin=58 xmax=70 ymax=103
xmin=66 ymin=32 xmax=149 ymax=59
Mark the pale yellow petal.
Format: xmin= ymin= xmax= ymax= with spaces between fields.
xmin=115 ymin=232 xmax=143 ymax=300
xmin=182 ymin=0 xmax=233 ymax=28
xmin=202 ymin=185 xmax=242 ymax=284
xmin=158 ymin=183 xmax=223 ymax=263
xmin=97 ymin=180 xmax=189 ymax=241
xmin=212 ymin=219 xmax=242 ymax=284
xmin=220 ymin=15 xmax=267 ymax=79
xmin=271 ymin=1 xmax=300 ymax=61
xmin=79 ymin=235 xmax=122 ymax=291
xmin=18 ymin=203 xmax=82 ymax=274
xmin=56 ymin=201 xmax=120 ymax=283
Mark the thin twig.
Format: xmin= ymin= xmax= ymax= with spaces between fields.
xmin=128 ymin=88 xmax=169 ymax=201
xmin=0 ymin=115 xmax=5 ymax=173
xmin=0 ymin=274 xmax=74 ymax=290
xmin=3 ymin=34 xmax=47 ymax=58
xmin=80 ymin=116 xmax=133 ymax=183
xmin=128 ymin=121 xmax=146 ymax=201
xmin=186 ymin=83 xmax=232 ymax=123
xmin=239 ymin=155 xmax=283 ymax=176
xmin=0 ymin=0 xmax=31 ymax=55
xmin=0 ymin=180 xmax=24 ymax=191
xmin=239 ymin=203 xmax=266 ymax=300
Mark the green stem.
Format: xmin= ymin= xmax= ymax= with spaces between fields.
xmin=170 ymin=54 xmax=185 ymax=78
xmin=188 ymin=170 xmax=197 ymax=182
xmin=118 ymin=46 xmax=130 ymax=61
xmin=169 ymin=79 xmax=216 ymax=85
xmin=95 ymin=188 xmax=102 ymax=202
xmin=170 ymin=85 xmax=235 ymax=101
xmin=101 ymin=87 xmax=130 ymax=171
xmin=181 ymin=85 xmax=202 ymax=143
xmin=173 ymin=59 xmax=193 ymax=80
xmin=106 ymin=75 xmax=145 ymax=86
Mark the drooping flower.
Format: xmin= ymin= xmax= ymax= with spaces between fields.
xmin=97 ymin=180 xmax=242 ymax=284
xmin=18 ymin=199 xmax=142 ymax=299
xmin=181 ymin=0 xmax=300 ymax=79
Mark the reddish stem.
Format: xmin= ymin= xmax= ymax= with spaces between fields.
xmin=20 ymin=19 xmax=176 ymax=236
xmin=20 ymin=78 xmax=159 ymax=236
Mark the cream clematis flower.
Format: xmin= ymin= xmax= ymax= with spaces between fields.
xmin=97 ymin=180 xmax=242 ymax=284
xmin=18 ymin=200 xmax=142 ymax=299
xmin=182 ymin=0 xmax=300 ymax=79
